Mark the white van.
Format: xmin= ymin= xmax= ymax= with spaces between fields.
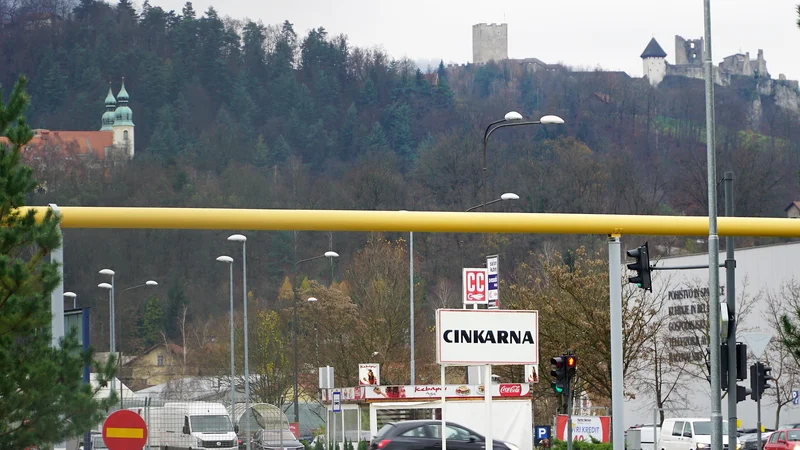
xmin=659 ymin=418 xmax=740 ymax=450
xmin=128 ymin=401 xmax=239 ymax=450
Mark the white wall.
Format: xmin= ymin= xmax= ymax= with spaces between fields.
xmin=624 ymin=241 xmax=800 ymax=429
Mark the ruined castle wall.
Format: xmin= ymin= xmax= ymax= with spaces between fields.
xmin=675 ymin=35 xmax=704 ymax=65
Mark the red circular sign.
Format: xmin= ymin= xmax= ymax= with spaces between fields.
xmin=102 ymin=410 xmax=148 ymax=450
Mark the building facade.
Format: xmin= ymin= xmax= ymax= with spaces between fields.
xmin=624 ymin=241 xmax=800 ymax=429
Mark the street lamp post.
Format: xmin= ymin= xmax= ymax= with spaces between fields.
xmin=227 ymin=234 xmax=250 ymax=450
xmin=217 ymin=255 xmax=235 ymax=424
xmin=307 ymin=297 xmax=319 ymax=363
xmin=466 ymin=192 xmax=520 ymax=212
xmin=98 ymin=268 xmax=116 ymax=393
xmin=481 ymin=112 xmax=564 ymax=211
xmin=293 ymin=251 xmax=339 ymax=426
xmin=99 ymin=273 xmax=157 ymax=406
xmin=64 ymin=291 xmax=77 ymax=309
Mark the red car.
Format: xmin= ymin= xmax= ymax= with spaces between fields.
xmin=764 ymin=429 xmax=800 ymax=450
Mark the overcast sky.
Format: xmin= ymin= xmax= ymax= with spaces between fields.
xmin=156 ymin=0 xmax=800 ymax=80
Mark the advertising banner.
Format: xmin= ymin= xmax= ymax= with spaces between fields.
xmin=463 ymin=268 xmax=489 ymax=305
xmin=524 ymin=364 xmax=539 ymax=383
xmin=436 ymin=309 xmax=539 ymax=365
xmin=321 ymin=387 xmax=366 ymax=402
xmin=358 ymin=363 xmax=380 ymax=386
xmin=362 ymin=383 xmax=529 ymax=400
xmin=555 ymin=415 xmax=611 ymax=443
xmin=487 ymin=255 xmax=499 ymax=309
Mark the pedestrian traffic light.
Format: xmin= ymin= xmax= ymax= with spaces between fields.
xmin=736 ymin=384 xmax=752 ymax=403
xmin=550 ymin=356 xmax=567 ymax=394
xmin=626 ymin=242 xmax=652 ymax=292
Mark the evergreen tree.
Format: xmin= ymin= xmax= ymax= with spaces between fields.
xmin=140 ymin=296 xmax=165 ymax=347
xmin=339 ymin=103 xmax=358 ymax=160
xmin=364 ymin=121 xmax=390 ymax=154
xmin=0 ymin=75 xmax=117 ymax=449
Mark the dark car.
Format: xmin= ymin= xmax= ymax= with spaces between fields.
xmin=369 ymin=420 xmax=519 ymax=450
xmin=253 ymin=429 xmax=305 ymax=450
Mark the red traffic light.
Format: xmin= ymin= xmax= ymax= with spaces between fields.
xmin=567 ymin=356 xmax=576 ymax=368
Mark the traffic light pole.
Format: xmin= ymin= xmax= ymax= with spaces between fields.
xmin=566 ymin=365 xmax=573 ymax=450
xmin=608 ymin=235 xmax=624 ymax=450
xmin=755 ymin=365 xmax=761 ymax=447
xmin=724 ymin=172 xmax=738 ymax=450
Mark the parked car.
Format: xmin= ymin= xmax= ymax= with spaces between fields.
xmin=659 ymin=418 xmax=740 ymax=450
xmin=253 ymin=429 xmax=305 ymax=450
xmin=369 ymin=420 xmax=518 ymax=450
xmin=739 ymin=430 xmax=773 ymax=450
xmin=764 ymin=429 xmax=800 ymax=450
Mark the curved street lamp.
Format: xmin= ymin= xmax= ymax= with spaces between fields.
xmin=64 ymin=291 xmax=77 ymax=309
xmin=227 ymin=233 xmax=250 ymax=450
xmin=292 ymin=251 xmax=340 ymax=425
xmin=481 ymin=112 xmax=565 ymax=211
xmin=466 ymin=192 xmax=520 ymax=212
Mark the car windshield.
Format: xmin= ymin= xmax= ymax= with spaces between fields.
xmin=260 ymin=431 xmax=299 ymax=443
xmin=693 ymin=422 xmax=728 ymax=436
xmin=91 ymin=437 xmax=108 ymax=449
xmin=190 ymin=415 xmax=234 ymax=433
xmin=787 ymin=431 xmax=800 ymax=441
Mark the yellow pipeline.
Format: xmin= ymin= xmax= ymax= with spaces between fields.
xmin=19 ymin=206 xmax=800 ymax=237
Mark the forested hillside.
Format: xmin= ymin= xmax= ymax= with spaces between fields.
xmin=2 ymin=0 xmax=799 ymax=388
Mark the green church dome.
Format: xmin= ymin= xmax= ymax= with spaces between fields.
xmin=113 ymin=78 xmax=134 ymax=127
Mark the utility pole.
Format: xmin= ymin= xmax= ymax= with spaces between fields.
xmin=724 ymin=172 xmax=738 ymax=449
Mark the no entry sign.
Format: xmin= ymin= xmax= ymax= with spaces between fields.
xmin=102 ymin=410 xmax=148 ymax=450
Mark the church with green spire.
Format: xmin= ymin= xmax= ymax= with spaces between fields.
xmin=100 ymin=78 xmax=135 ymax=157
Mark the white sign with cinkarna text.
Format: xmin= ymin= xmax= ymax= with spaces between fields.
xmin=436 ymin=309 xmax=539 ymax=365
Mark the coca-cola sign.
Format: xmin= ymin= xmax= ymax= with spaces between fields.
xmin=499 ymin=384 xmax=523 ymax=396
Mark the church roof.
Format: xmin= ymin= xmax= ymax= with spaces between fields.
xmin=23 ymin=129 xmax=114 ymax=159
xmin=641 ymin=38 xmax=667 ymax=58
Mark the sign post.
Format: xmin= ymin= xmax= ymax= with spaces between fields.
xmin=437 ymin=309 xmax=539 ymax=450
xmin=486 ymin=255 xmax=499 ymax=309
xmin=462 ymin=268 xmax=488 ymax=309
xmin=102 ymin=410 xmax=148 ymax=450
xmin=793 ymin=391 xmax=799 ymax=406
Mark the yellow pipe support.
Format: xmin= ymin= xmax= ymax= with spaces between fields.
xmin=18 ymin=206 xmax=800 ymax=237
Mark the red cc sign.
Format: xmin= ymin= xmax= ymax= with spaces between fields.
xmin=463 ymin=268 xmax=488 ymax=305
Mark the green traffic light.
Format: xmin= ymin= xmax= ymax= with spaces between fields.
xmin=551 ymin=382 xmax=564 ymax=394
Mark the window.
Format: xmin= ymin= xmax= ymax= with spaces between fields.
xmin=691 ymin=421 xmax=728 ymax=436
xmin=123 ymin=130 xmax=129 ymax=140
xmin=769 ymin=433 xmax=779 ymax=443
xmin=401 ymin=426 xmax=428 ymax=438
xmin=779 ymin=432 xmax=787 ymax=442
xmin=428 ymin=425 xmax=476 ymax=441
xmin=787 ymin=431 xmax=800 ymax=441
xmin=672 ymin=422 xmax=684 ymax=437
xmin=682 ymin=423 xmax=692 ymax=438
xmin=157 ymin=354 xmax=164 ymax=366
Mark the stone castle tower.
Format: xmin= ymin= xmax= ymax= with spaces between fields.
xmin=99 ymin=78 xmax=135 ymax=158
xmin=641 ymin=38 xmax=667 ymax=86
xmin=472 ymin=23 xmax=508 ymax=64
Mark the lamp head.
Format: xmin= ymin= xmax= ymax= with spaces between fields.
xmin=63 ymin=291 xmax=77 ymax=298
xmin=539 ymin=115 xmax=565 ymax=124
xmin=98 ymin=283 xmax=112 ymax=289
xmin=500 ymin=192 xmax=520 ymax=201
xmin=216 ymin=255 xmax=234 ymax=263
xmin=307 ymin=297 xmax=318 ymax=302
xmin=99 ymin=269 xmax=115 ymax=276
xmin=324 ymin=251 xmax=339 ymax=258
xmin=145 ymin=280 xmax=158 ymax=286
xmin=504 ymin=111 xmax=523 ymax=121
xmin=227 ymin=234 xmax=247 ymax=242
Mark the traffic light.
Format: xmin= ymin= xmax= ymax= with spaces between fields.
xmin=550 ymin=356 xmax=567 ymax=394
xmin=705 ymin=345 xmax=728 ymax=389
xmin=566 ymin=355 xmax=577 ymax=381
xmin=735 ymin=343 xmax=748 ymax=380
xmin=626 ymin=242 xmax=652 ymax=291
xmin=750 ymin=362 xmax=773 ymax=401
xmin=736 ymin=384 xmax=752 ymax=403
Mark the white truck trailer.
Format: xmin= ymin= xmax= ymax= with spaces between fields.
xmin=128 ymin=401 xmax=239 ymax=450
